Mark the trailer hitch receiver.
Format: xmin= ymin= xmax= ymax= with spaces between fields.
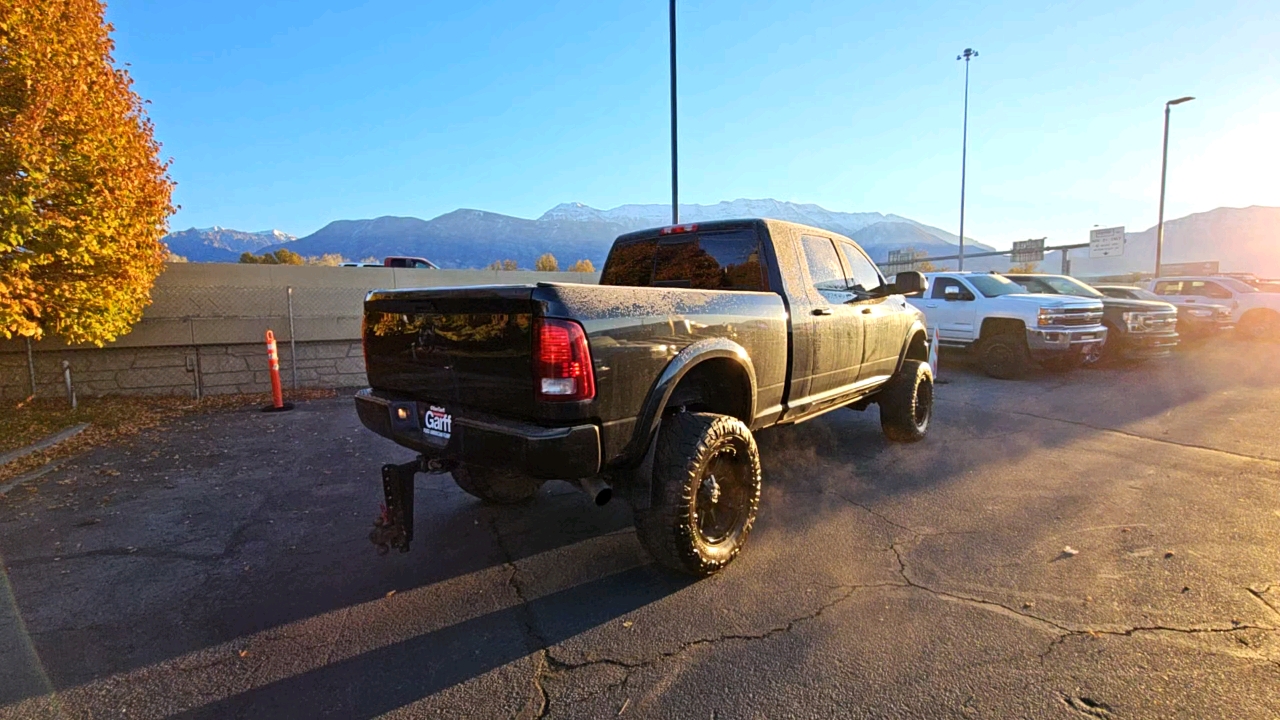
xmin=370 ymin=459 xmax=420 ymax=555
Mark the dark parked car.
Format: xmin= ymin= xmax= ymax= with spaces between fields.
xmin=356 ymin=219 xmax=932 ymax=575
xmin=1094 ymin=284 xmax=1234 ymax=341
xmin=1005 ymin=274 xmax=1179 ymax=364
xmin=383 ymin=256 xmax=439 ymax=269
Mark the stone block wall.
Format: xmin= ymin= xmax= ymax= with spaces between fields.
xmin=0 ymin=263 xmax=599 ymax=399
xmin=0 ymin=340 xmax=367 ymax=400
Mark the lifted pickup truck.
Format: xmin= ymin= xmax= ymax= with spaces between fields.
xmin=356 ymin=219 xmax=932 ymax=575
xmin=907 ymin=271 xmax=1108 ymax=378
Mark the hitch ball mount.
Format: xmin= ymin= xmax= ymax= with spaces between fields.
xmin=369 ymin=456 xmax=453 ymax=555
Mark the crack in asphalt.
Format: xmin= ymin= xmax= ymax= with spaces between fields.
xmin=1248 ymin=585 xmax=1280 ymax=620
xmin=939 ymin=398 xmax=1280 ymax=467
xmin=485 ymin=516 xmax=552 ymax=720
xmin=882 ymin=544 xmax=1279 ymax=671
xmin=538 ymin=583 xmax=880 ymax=686
xmin=483 ymin=512 xmax=908 ymax=718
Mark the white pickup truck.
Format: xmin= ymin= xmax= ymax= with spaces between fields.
xmin=908 ymin=272 xmax=1108 ymax=378
xmin=1148 ymin=276 xmax=1280 ymax=340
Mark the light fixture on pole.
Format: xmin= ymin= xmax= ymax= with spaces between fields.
xmin=1155 ymin=96 xmax=1194 ymax=279
xmin=669 ymin=0 xmax=679 ymax=225
xmin=956 ymin=48 xmax=978 ymax=270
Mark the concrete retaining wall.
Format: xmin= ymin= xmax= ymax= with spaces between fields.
xmin=0 ymin=263 xmax=600 ymax=399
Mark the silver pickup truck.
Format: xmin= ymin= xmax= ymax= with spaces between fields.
xmin=907 ymin=271 xmax=1108 ymax=378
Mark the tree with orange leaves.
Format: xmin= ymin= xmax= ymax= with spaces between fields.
xmin=1 ymin=0 xmax=175 ymax=345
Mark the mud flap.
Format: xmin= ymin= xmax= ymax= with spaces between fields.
xmin=617 ymin=426 xmax=661 ymax=511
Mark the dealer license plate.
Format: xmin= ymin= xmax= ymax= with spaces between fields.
xmin=422 ymin=405 xmax=453 ymax=443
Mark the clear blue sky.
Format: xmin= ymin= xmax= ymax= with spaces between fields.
xmin=107 ymin=0 xmax=1278 ymax=248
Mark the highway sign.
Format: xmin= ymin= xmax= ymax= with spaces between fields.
xmin=1089 ymin=226 xmax=1125 ymax=258
xmin=1011 ymin=238 xmax=1045 ymax=263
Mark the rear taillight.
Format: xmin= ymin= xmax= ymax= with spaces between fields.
xmin=534 ymin=318 xmax=595 ymax=402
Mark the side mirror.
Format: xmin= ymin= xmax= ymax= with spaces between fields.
xmin=893 ymin=271 xmax=926 ymax=297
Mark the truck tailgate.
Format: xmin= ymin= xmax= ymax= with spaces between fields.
xmin=363 ymin=285 xmax=540 ymax=419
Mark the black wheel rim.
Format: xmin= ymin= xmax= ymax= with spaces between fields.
xmin=914 ymin=377 xmax=932 ymax=428
xmin=693 ymin=440 xmax=751 ymax=546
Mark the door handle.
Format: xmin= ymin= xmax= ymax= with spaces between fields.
xmin=861 ymin=307 xmax=872 ymax=315
xmin=812 ymin=307 xmax=832 ymax=316
xmin=925 ymin=303 xmax=938 ymax=308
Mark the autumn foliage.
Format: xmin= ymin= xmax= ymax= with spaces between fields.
xmin=0 ymin=0 xmax=175 ymax=345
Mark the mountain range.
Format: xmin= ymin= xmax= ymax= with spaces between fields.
xmin=163 ymin=199 xmax=996 ymax=269
xmin=161 ymin=200 xmax=1279 ymax=277
xmin=163 ymin=227 xmax=297 ymax=262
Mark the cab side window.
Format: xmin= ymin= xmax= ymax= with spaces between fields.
xmin=799 ymin=235 xmax=849 ymax=295
xmin=837 ymin=242 xmax=886 ymax=295
xmin=1188 ymin=281 xmax=1232 ymax=299
xmin=1153 ymin=281 xmax=1183 ymax=296
xmin=930 ymin=277 xmax=973 ymax=300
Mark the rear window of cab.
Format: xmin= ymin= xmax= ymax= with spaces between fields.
xmin=600 ymin=229 xmax=768 ymax=292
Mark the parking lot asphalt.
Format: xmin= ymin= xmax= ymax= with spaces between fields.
xmin=2 ymin=341 xmax=1278 ymax=719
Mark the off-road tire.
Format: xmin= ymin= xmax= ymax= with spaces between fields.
xmin=976 ymin=331 xmax=1031 ymax=380
xmin=634 ymin=412 xmax=762 ymax=576
xmin=451 ymin=464 xmax=541 ymax=504
xmin=878 ymin=360 xmax=933 ymax=442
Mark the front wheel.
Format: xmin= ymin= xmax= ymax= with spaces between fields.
xmin=878 ymin=360 xmax=933 ymax=442
xmin=634 ymin=412 xmax=762 ymax=576
xmin=976 ymin=332 xmax=1030 ymax=379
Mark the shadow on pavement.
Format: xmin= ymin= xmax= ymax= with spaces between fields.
xmin=170 ymin=565 xmax=691 ymax=720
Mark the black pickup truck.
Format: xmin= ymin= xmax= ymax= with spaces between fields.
xmin=356 ymin=219 xmax=932 ymax=575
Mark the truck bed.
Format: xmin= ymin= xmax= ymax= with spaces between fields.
xmin=361 ymin=281 xmax=789 ymax=473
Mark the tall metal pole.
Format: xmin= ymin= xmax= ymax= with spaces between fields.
xmin=669 ymin=0 xmax=679 ymax=225
xmin=956 ymin=48 xmax=977 ymax=271
xmin=1155 ymin=96 xmax=1194 ymax=278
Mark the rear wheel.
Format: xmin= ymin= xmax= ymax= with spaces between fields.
xmin=634 ymin=412 xmax=761 ymax=576
xmin=452 ymin=465 xmax=541 ymax=504
xmin=878 ymin=360 xmax=933 ymax=442
xmin=976 ymin=332 xmax=1030 ymax=379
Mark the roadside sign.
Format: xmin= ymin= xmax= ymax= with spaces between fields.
xmin=1160 ymin=260 xmax=1220 ymax=277
xmin=1011 ymin=238 xmax=1045 ymax=263
xmin=1089 ymin=226 xmax=1125 ymax=258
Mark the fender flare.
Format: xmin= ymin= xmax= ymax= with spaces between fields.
xmin=616 ymin=338 xmax=758 ymax=509
xmin=894 ymin=319 xmax=930 ymax=375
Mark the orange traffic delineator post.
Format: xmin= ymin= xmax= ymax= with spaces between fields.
xmin=262 ymin=330 xmax=294 ymax=412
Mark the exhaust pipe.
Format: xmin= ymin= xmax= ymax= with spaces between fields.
xmin=578 ymin=477 xmax=612 ymax=506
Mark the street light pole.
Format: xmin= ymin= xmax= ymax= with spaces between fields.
xmin=956 ymin=48 xmax=978 ymax=271
xmin=669 ymin=0 xmax=679 ymax=225
xmin=1155 ymin=96 xmax=1194 ymax=279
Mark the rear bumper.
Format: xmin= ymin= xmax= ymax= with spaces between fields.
xmin=1025 ymin=325 xmax=1107 ymax=360
xmin=354 ymin=389 xmax=601 ymax=480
